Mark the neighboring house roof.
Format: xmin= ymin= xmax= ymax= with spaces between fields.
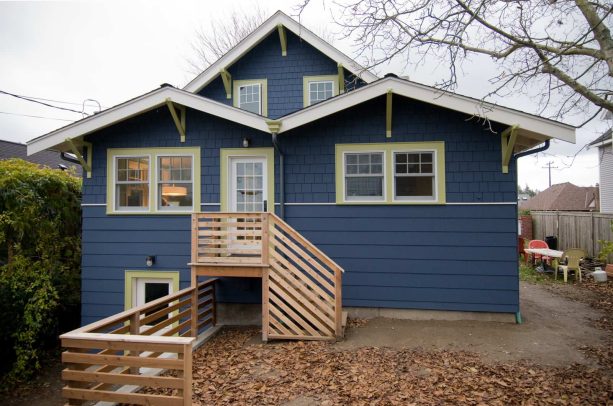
xmin=522 ymin=182 xmax=599 ymax=211
xmin=182 ymin=10 xmax=379 ymax=93
xmin=588 ymin=128 xmax=612 ymax=148
xmin=27 ymin=76 xmax=576 ymax=156
xmin=0 ymin=139 xmax=81 ymax=174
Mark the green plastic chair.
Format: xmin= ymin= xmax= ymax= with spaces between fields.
xmin=556 ymin=248 xmax=586 ymax=283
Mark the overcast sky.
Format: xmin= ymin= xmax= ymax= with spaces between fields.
xmin=0 ymin=0 xmax=609 ymax=192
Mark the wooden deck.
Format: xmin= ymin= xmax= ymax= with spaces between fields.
xmin=190 ymin=212 xmax=344 ymax=342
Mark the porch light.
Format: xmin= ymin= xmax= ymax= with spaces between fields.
xmin=146 ymin=256 xmax=156 ymax=267
xmin=242 ymin=137 xmax=250 ymax=148
xmin=161 ymin=185 xmax=188 ymax=197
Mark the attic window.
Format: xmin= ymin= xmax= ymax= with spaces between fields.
xmin=303 ymin=75 xmax=339 ymax=107
xmin=233 ymin=79 xmax=268 ymax=116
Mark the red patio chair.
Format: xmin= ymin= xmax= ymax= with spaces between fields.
xmin=528 ymin=239 xmax=550 ymax=265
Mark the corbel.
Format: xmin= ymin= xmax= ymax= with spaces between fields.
xmin=165 ymin=98 xmax=186 ymax=143
xmin=220 ymin=69 xmax=232 ymax=99
xmin=65 ymin=137 xmax=92 ymax=178
xmin=277 ymin=24 xmax=287 ymax=56
xmin=501 ymin=125 xmax=519 ymax=173
xmin=386 ymin=89 xmax=393 ymax=138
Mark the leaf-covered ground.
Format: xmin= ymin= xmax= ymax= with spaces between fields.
xmin=178 ymin=328 xmax=612 ymax=405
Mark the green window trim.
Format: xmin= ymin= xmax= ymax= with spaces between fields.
xmin=303 ymin=75 xmax=339 ymax=107
xmin=124 ymin=270 xmax=180 ymax=311
xmin=335 ymin=142 xmax=446 ymax=205
xmin=233 ymin=79 xmax=268 ymax=116
xmin=220 ymin=147 xmax=275 ymax=212
xmin=106 ymin=147 xmax=201 ymax=215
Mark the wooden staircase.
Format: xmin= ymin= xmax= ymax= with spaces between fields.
xmin=190 ymin=212 xmax=345 ymax=341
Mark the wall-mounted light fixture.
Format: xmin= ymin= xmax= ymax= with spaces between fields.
xmin=146 ymin=256 xmax=156 ymax=267
xmin=242 ymin=137 xmax=251 ymax=148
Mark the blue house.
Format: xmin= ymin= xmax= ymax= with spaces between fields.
xmin=27 ymin=11 xmax=575 ymax=339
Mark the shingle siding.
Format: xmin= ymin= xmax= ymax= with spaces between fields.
xmin=198 ymin=30 xmax=365 ymax=118
xmin=80 ymin=93 xmax=519 ymax=325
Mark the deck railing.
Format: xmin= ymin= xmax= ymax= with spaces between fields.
xmin=191 ymin=212 xmax=268 ymax=265
xmin=60 ymin=279 xmax=216 ymax=406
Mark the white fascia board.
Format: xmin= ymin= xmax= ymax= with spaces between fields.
xmin=182 ymin=11 xmax=378 ymax=93
xmin=27 ymin=87 xmax=268 ymax=155
xmin=279 ymin=77 xmax=576 ymax=144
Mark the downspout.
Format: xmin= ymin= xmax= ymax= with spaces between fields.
xmin=271 ymin=132 xmax=285 ymax=219
xmin=512 ymin=139 xmax=549 ymax=325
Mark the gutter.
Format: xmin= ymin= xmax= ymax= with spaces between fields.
xmin=513 ymin=140 xmax=550 ymax=160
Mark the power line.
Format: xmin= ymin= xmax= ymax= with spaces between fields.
xmin=0 ymin=89 xmax=86 ymax=115
xmin=19 ymin=94 xmax=104 ymax=108
xmin=0 ymin=110 xmax=76 ymax=122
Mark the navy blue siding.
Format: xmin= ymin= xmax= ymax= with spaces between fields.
xmin=198 ymin=30 xmax=365 ymax=118
xmin=80 ymin=93 xmax=519 ymax=325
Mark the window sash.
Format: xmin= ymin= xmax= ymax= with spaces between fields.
xmin=115 ymin=156 xmax=150 ymax=211
xmin=238 ymin=83 xmax=261 ymax=115
xmin=157 ymin=155 xmax=194 ymax=211
xmin=393 ymin=151 xmax=437 ymax=201
xmin=343 ymin=152 xmax=385 ymax=201
xmin=308 ymin=80 xmax=334 ymax=105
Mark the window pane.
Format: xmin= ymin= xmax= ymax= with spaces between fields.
xmin=117 ymin=157 xmax=148 ymax=182
xmin=159 ymin=156 xmax=192 ymax=181
xmin=159 ymin=183 xmax=193 ymax=208
xmin=144 ymin=282 xmax=170 ymax=325
xmin=239 ymin=84 xmax=261 ymax=114
xmin=421 ymin=153 xmax=433 ymax=163
xmin=309 ymin=80 xmax=334 ymax=104
xmin=117 ymin=184 xmax=149 ymax=208
xmin=346 ymin=177 xmax=383 ymax=198
xmin=395 ymin=176 xmax=434 ymax=198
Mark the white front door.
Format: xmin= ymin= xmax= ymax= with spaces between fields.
xmin=229 ymin=157 xmax=268 ymax=212
xmin=133 ymin=278 xmax=173 ymax=329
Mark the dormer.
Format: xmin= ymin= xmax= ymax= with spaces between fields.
xmin=183 ymin=11 xmax=378 ymax=119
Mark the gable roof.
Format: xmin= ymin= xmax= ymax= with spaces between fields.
xmin=182 ymin=10 xmax=378 ymax=93
xmin=1 ymin=139 xmax=81 ymax=174
xmin=27 ymin=85 xmax=269 ymax=155
xmin=522 ymin=182 xmax=599 ymax=211
xmin=278 ymin=76 xmax=576 ymax=148
xmin=588 ymin=128 xmax=612 ymax=148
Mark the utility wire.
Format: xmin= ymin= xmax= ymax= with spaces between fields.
xmin=21 ymin=94 xmax=104 ymax=108
xmin=0 ymin=110 xmax=76 ymax=122
xmin=0 ymin=89 xmax=87 ymax=115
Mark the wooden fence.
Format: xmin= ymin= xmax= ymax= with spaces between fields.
xmin=531 ymin=211 xmax=613 ymax=262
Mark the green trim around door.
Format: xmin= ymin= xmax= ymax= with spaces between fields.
xmin=124 ymin=270 xmax=180 ymax=311
xmin=220 ymin=147 xmax=275 ymax=212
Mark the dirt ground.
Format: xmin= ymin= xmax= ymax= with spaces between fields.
xmin=2 ymin=280 xmax=612 ymax=405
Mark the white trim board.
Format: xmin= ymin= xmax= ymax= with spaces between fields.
xmin=182 ymin=10 xmax=378 ymax=93
xmin=26 ymin=87 xmax=269 ymax=155
xmin=279 ymin=77 xmax=576 ymax=144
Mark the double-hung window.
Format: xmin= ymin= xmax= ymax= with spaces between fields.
xmin=393 ymin=151 xmax=435 ymax=201
xmin=233 ymin=79 xmax=268 ymax=116
xmin=303 ymin=75 xmax=339 ymax=106
xmin=107 ymin=147 xmax=200 ymax=214
xmin=344 ymin=152 xmax=385 ymax=201
xmin=158 ymin=156 xmax=193 ymax=210
xmin=115 ymin=156 xmax=150 ymax=210
xmin=335 ymin=142 xmax=445 ymax=204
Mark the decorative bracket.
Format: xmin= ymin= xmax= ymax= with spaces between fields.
xmin=220 ymin=69 xmax=232 ymax=99
xmin=165 ymin=98 xmax=186 ymax=143
xmin=65 ymin=137 xmax=92 ymax=178
xmin=277 ymin=24 xmax=287 ymax=56
xmin=338 ymin=64 xmax=345 ymax=94
xmin=386 ymin=89 xmax=393 ymax=138
xmin=266 ymin=120 xmax=282 ymax=133
xmin=501 ymin=125 xmax=519 ymax=173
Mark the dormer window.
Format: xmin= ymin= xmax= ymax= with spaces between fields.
xmin=303 ymin=75 xmax=339 ymax=107
xmin=233 ymin=79 xmax=268 ymax=116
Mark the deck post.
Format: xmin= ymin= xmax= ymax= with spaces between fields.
xmin=191 ymin=214 xmax=199 ymax=265
xmin=261 ymin=213 xmax=270 ymax=266
xmin=191 ymin=282 xmax=198 ymax=337
xmin=129 ymin=311 xmax=141 ymax=374
xmin=182 ymin=343 xmax=193 ymax=406
xmin=335 ymin=270 xmax=343 ymax=339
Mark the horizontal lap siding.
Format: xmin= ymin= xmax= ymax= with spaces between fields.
xmin=284 ymin=205 xmax=519 ymax=312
